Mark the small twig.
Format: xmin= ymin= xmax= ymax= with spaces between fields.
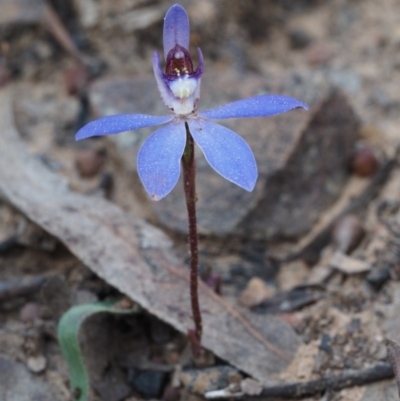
xmin=42 ymin=1 xmax=104 ymax=76
xmin=0 ymin=276 xmax=47 ymax=302
xmin=182 ymin=123 xmax=202 ymax=351
xmin=259 ymin=362 xmax=393 ymax=398
xmin=205 ymin=362 xmax=393 ymax=399
xmin=42 ymin=1 xmax=86 ymax=65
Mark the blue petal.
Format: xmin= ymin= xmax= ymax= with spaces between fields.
xmin=163 ymin=4 xmax=190 ymax=60
xmin=76 ymin=114 xmax=172 ymax=140
xmin=195 ymin=47 xmax=204 ymax=76
xmin=137 ymin=121 xmax=186 ymax=201
xmin=187 ymin=119 xmax=257 ymax=191
xmin=198 ymin=95 xmax=308 ymax=120
xmin=153 ymin=51 xmax=175 ymax=110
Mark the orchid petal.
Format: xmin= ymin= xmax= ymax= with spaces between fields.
xmin=188 ymin=119 xmax=257 ymax=191
xmin=163 ymin=4 xmax=190 ymax=60
xmin=198 ymin=95 xmax=308 ymax=120
xmin=153 ymin=51 xmax=175 ymax=110
xmin=75 ymin=114 xmax=172 ymax=140
xmin=137 ymin=121 xmax=186 ymax=201
xmin=195 ymin=47 xmax=204 ymax=76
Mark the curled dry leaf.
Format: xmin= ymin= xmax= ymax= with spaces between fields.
xmin=0 ymin=88 xmax=300 ymax=381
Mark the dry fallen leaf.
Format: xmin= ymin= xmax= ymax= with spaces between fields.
xmin=0 ymin=87 xmax=300 ymax=381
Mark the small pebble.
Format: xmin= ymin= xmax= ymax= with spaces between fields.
xmin=332 ymin=215 xmax=365 ymax=254
xmin=130 ymin=370 xmax=167 ymax=398
xmin=179 ymin=366 xmax=242 ymax=395
xmin=319 ymin=333 xmax=332 ymax=354
xmin=351 ymin=146 xmax=379 ymax=177
xmin=240 ymin=378 xmax=263 ymax=396
xmin=366 ymin=265 xmax=391 ymax=290
xmin=73 ymin=289 xmax=98 ymax=305
xmin=238 ymin=277 xmax=276 ymax=308
xmin=306 ymin=43 xmax=334 ymax=65
xmin=27 ymin=355 xmax=47 ymax=373
xmin=20 ymin=302 xmax=41 ymax=322
xmin=75 ymin=148 xmax=106 ymax=178
xmin=74 ymin=0 xmax=99 ymax=28
xmin=115 ymin=297 xmax=134 ymax=309
xmin=288 ymin=28 xmax=312 ymax=49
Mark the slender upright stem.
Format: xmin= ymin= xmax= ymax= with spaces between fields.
xmin=181 ymin=122 xmax=202 ymax=347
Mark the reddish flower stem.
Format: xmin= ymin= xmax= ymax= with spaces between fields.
xmin=182 ymin=123 xmax=202 ymax=348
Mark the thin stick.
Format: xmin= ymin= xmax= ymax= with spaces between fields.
xmin=205 ymin=362 xmax=393 ymax=399
xmin=259 ymin=362 xmax=393 ymax=398
xmin=182 ymin=123 xmax=202 ymax=348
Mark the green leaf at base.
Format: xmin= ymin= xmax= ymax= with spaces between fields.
xmin=57 ymin=300 xmax=138 ymax=401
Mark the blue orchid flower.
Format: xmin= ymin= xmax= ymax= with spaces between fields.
xmin=76 ymin=4 xmax=308 ymax=201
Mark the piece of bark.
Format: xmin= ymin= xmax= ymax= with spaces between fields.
xmin=0 ymin=88 xmax=300 ymax=381
xmin=89 ymin=72 xmax=359 ymax=240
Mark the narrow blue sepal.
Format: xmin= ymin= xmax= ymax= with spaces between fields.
xmin=198 ymin=95 xmax=308 ymax=120
xmin=75 ymin=114 xmax=172 ymax=140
